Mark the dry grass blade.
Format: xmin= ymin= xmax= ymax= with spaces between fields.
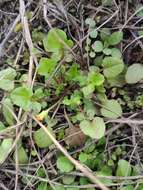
xmin=19 ymin=0 xmax=38 ymax=87
xmin=0 ymin=1 xmax=31 ymax=58
xmin=106 ymin=118 xmax=143 ymax=125
xmin=0 ymin=15 xmax=20 ymax=58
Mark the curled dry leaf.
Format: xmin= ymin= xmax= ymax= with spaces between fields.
xmin=65 ymin=126 xmax=86 ymax=147
xmin=35 ymin=110 xmax=48 ymax=121
xmin=35 ymin=115 xmax=43 ymax=121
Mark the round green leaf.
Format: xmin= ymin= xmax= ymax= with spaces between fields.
xmin=88 ymin=72 xmax=104 ymax=86
xmin=101 ymin=99 xmax=122 ymax=119
xmin=11 ymin=87 xmax=33 ymax=111
xmin=108 ymin=31 xmax=123 ymax=45
xmin=116 ymin=159 xmax=132 ymax=177
xmin=111 ymin=48 xmax=122 ymax=58
xmin=33 ymin=127 xmax=54 ymax=148
xmin=80 ymin=117 xmax=106 ymax=139
xmin=89 ymin=51 xmax=96 ymax=58
xmin=0 ymin=138 xmax=13 ymax=164
xmin=62 ymin=175 xmax=75 ymax=184
xmin=89 ymin=29 xmax=98 ymax=38
xmin=82 ymin=84 xmax=95 ymax=97
xmin=0 ymin=68 xmax=17 ymax=91
xmin=13 ymin=146 xmax=28 ymax=164
xmin=2 ymin=98 xmax=14 ymax=126
xmin=103 ymin=48 xmax=111 ymax=55
xmin=43 ymin=28 xmax=67 ymax=52
xmin=57 ymin=156 xmax=74 ymax=173
xmin=102 ymin=57 xmax=124 ymax=78
xmin=125 ymin=63 xmax=143 ymax=84
xmin=92 ymin=41 xmax=103 ymax=52
xmin=38 ymin=58 xmax=57 ymax=76
xmin=79 ymin=152 xmax=89 ymax=163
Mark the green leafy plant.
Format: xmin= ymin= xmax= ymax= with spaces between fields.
xmin=43 ymin=28 xmax=73 ymax=62
xmin=33 ymin=127 xmax=54 ymax=148
xmin=107 ymin=31 xmax=123 ymax=46
xmin=0 ymin=68 xmax=17 ymax=91
xmin=38 ymin=58 xmax=57 ymax=77
xmin=100 ymin=99 xmax=122 ymax=119
xmin=85 ymin=23 xmax=123 ymax=59
xmin=80 ymin=117 xmax=105 ymax=139
xmin=116 ymin=159 xmax=132 ymax=177
xmin=11 ymin=86 xmax=33 ymax=111
xmin=62 ymin=175 xmax=75 ymax=185
xmin=0 ymin=138 xmax=13 ymax=164
xmin=57 ymin=156 xmax=74 ymax=173
xmin=10 ymin=86 xmax=43 ymax=112
xmin=125 ymin=63 xmax=143 ymax=84
xmin=13 ymin=146 xmax=28 ymax=164
xmin=102 ymin=57 xmax=124 ymax=78
xmin=59 ymin=23 xmax=127 ymax=142
xmin=0 ymin=23 xmax=142 ymax=190
xmin=2 ymin=98 xmax=14 ymax=125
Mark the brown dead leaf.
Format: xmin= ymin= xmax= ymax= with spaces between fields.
xmin=65 ymin=126 xmax=86 ymax=147
xmin=35 ymin=114 xmax=44 ymax=121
